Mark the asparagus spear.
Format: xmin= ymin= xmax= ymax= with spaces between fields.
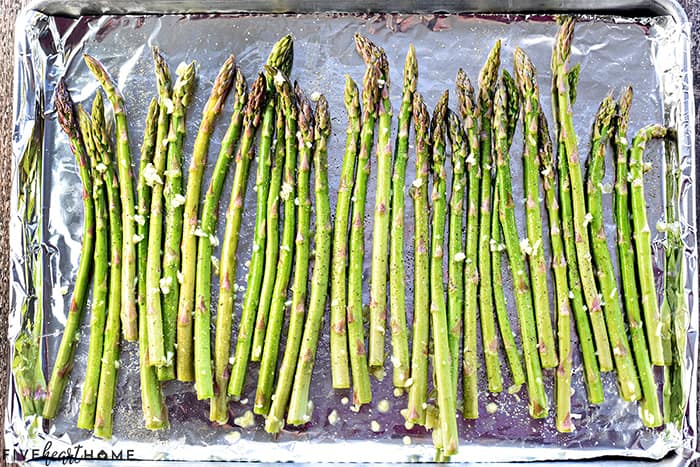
xmin=202 ymin=73 xmax=266 ymax=402
xmin=456 ymin=68 xmax=481 ymax=418
xmin=404 ymin=92 xmax=430 ymax=426
xmin=550 ymin=36 xmax=604 ymax=405
xmin=537 ymin=111 xmax=573 ymax=431
xmin=586 ymin=95 xmax=642 ymax=402
xmin=252 ymin=98 xmax=285 ymax=363
xmin=190 ymin=67 xmax=246 ymax=389
xmin=263 ymin=84 xmax=313 ymax=425
xmin=513 ymin=48 xmax=557 ymax=369
xmin=76 ymin=106 xmax=109 ymax=430
xmin=551 ymin=18 xmax=613 ymax=372
xmin=84 ymin=54 xmax=138 ymax=342
xmin=329 ymin=75 xmax=361 ymax=389
xmin=429 ymin=91 xmax=458 ymax=456
xmin=446 ymin=109 xmax=466 ymax=397
xmin=494 ymin=80 xmax=547 ymax=419
xmin=629 ymin=123 xmax=668 ymax=367
xmin=346 ymin=34 xmax=382 ymax=406
xmin=287 ymin=95 xmax=332 ymax=426
xmin=43 ymin=79 xmax=95 ymax=419
xmin=388 ymin=45 xmax=417 ymax=388
xmin=613 ymin=87 xmax=661 ymax=426
xmin=136 ymin=99 xmax=159 ymax=372
xmin=159 ymin=61 xmax=196 ymax=381
xmin=176 ymin=55 xmax=236 ymax=381
xmin=251 ymin=71 xmax=296 ymax=407
xmin=91 ymin=92 xmax=124 ymax=440
xmin=144 ymin=48 xmax=172 ymax=368
xmin=662 ymin=130 xmax=688 ymax=427
xmin=368 ymin=42 xmax=393 ymax=374
xmin=235 ymin=34 xmax=293 ymax=370
xmin=476 ymin=41 xmax=502 ymax=401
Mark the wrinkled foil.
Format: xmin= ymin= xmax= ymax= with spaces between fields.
xmin=7 ymin=1 xmax=697 ymax=464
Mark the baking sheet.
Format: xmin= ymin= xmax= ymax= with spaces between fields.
xmin=6 ymin=2 xmax=697 ymax=464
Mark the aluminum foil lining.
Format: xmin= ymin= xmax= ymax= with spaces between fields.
xmin=7 ymin=5 xmax=697 ymax=465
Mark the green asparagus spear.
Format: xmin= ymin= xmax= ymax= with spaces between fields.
xmin=404 ymin=92 xmax=430 ymax=426
xmin=446 ymin=109 xmax=466 ymax=397
xmin=43 ymin=79 xmax=95 ymax=419
xmin=329 ymin=75 xmax=361 ymax=389
xmin=136 ymin=99 xmax=159 ymax=372
xmin=190 ymin=67 xmax=246 ymax=393
xmin=368 ymin=43 xmax=393 ymax=374
xmin=388 ymin=45 xmax=417 ymax=388
xmin=613 ymin=87 xmax=661 ymax=426
xmin=551 ymin=18 xmax=613 ymax=372
xmin=234 ymin=34 xmax=294 ymax=377
xmin=536 ymin=111 xmax=573 ymax=431
xmin=456 ymin=68 xmax=481 ymax=418
xmin=76 ymin=106 xmax=109 ymax=430
xmin=145 ymin=47 xmax=172 ymax=368
xmin=429 ymin=91 xmax=458 ymax=456
xmin=252 ymin=70 xmax=297 ymax=409
xmin=629 ymin=124 xmax=668 ymax=367
xmin=201 ymin=73 xmax=266 ymax=402
xmin=586 ymin=95 xmax=641 ymax=402
xmin=513 ymin=48 xmax=557 ymax=369
xmin=346 ymin=34 xmax=381 ymax=406
xmin=287 ymin=95 xmax=332 ymax=426
xmin=91 ymin=92 xmax=124 ymax=440
xmin=494 ymin=80 xmax=547 ymax=419
xmin=176 ymin=55 xmax=236 ymax=381
xmin=159 ymin=61 xmax=196 ymax=381
xmin=84 ymin=54 xmax=138 ymax=342
xmin=477 ymin=41 xmax=503 ymax=401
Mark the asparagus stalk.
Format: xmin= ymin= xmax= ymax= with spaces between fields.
xmin=235 ymin=34 xmax=293 ymax=371
xmin=251 ymin=71 xmax=296 ymax=407
xmin=404 ymin=92 xmax=430 ymax=426
xmin=346 ymin=34 xmax=382 ymax=406
xmin=446 ymin=109 xmax=466 ymax=397
xmin=429 ymin=91 xmax=459 ymax=456
xmin=537 ymin=111 xmax=573 ymax=431
xmin=550 ymin=36 xmax=604 ymax=405
xmin=252 ymin=98 xmax=285 ymax=363
xmin=84 ymin=54 xmax=138 ymax=342
xmin=586 ymin=95 xmax=641 ymax=402
xmin=136 ymin=99 xmax=159 ymax=371
xmin=329 ymin=75 xmax=361 ymax=389
xmin=287 ymin=95 xmax=332 ymax=426
xmin=91 ymin=92 xmax=124 ymax=440
xmin=263 ymin=84 xmax=313 ymax=425
xmin=368 ymin=43 xmax=393 ymax=373
xmin=456 ymin=68 xmax=481 ymax=418
xmin=388 ymin=45 xmax=417 ymax=388
xmin=76 ymin=106 xmax=109 ymax=430
xmin=202 ymin=73 xmax=266 ymax=402
xmin=189 ymin=68 xmax=247 ymax=387
xmin=551 ymin=18 xmax=613 ymax=372
xmin=43 ymin=79 xmax=95 ymax=419
xmin=494 ymin=80 xmax=548 ymax=419
xmin=477 ymin=41 xmax=503 ymax=400
xmin=144 ymin=48 xmax=172 ymax=368
xmin=613 ymin=87 xmax=661 ymax=426
xmin=513 ymin=48 xmax=557 ymax=369
xmin=159 ymin=61 xmax=196 ymax=381
xmin=629 ymin=124 xmax=668 ymax=367
xmin=176 ymin=55 xmax=236 ymax=381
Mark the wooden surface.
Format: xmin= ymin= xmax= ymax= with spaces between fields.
xmin=0 ymin=2 xmax=697 ymax=465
